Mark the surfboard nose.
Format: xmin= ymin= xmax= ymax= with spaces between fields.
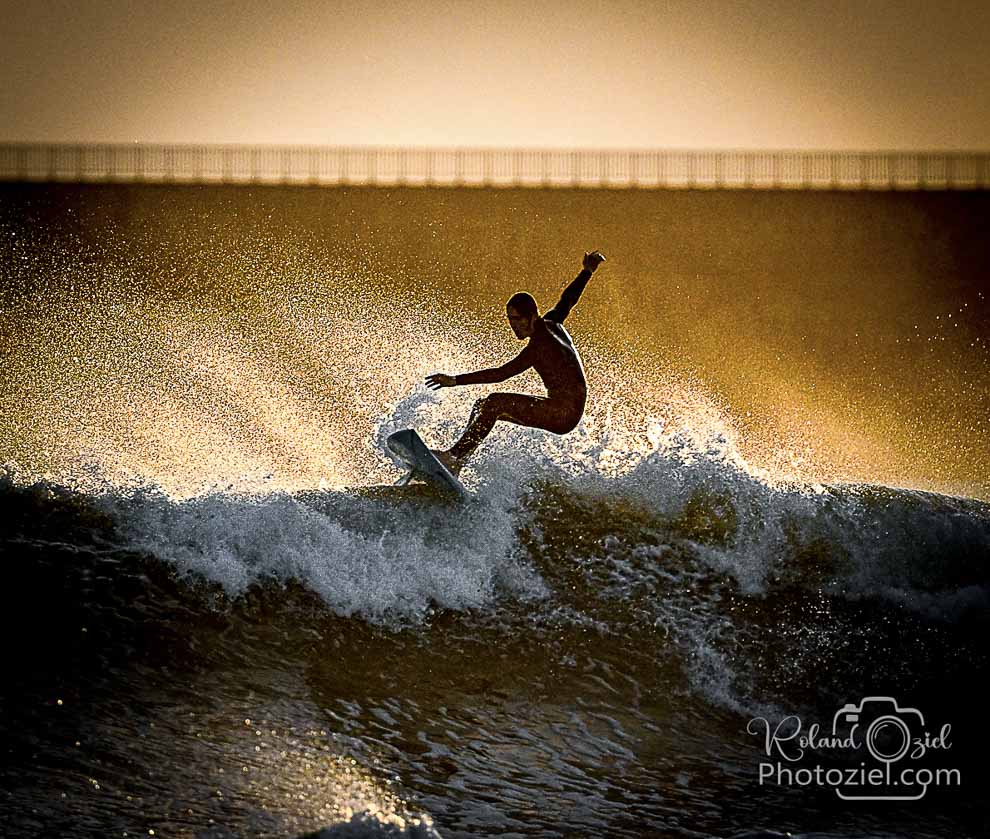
xmin=384 ymin=429 xmax=467 ymax=499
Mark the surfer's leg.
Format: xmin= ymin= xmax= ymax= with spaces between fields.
xmin=447 ymin=392 xmax=576 ymax=463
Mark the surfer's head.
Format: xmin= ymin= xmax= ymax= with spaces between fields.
xmin=506 ymin=293 xmax=538 ymax=339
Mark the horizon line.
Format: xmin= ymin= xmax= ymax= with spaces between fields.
xmin=2 ymin=141 xmax=989 ymax=155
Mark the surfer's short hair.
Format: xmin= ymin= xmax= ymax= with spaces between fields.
xmin=506 ymin=292 xmax=538 ymax=317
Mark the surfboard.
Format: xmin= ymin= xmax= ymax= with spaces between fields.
xmin=386 ymin=429 xmax=468 ymax=499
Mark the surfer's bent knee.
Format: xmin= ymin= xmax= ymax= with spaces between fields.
xmin=546 ymin=411 xmax=581 ymax=435
xmin=478 ymin=393 xmax=510 ymax=413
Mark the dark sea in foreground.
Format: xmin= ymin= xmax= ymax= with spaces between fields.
xmin=1 ymin=184 xmax=988 ymax=837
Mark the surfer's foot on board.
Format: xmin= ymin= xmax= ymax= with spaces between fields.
xmin=431 ymin=449 xmax=463 ymax=476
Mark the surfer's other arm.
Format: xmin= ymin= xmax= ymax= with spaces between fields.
xmin=544 ymin=251 xmax=606 ymax=323
xmin=426 ymin=347 xmax=533 ymax=390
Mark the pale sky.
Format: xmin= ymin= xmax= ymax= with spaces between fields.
xmin=2 ymin=0 xmax=989 ymax=150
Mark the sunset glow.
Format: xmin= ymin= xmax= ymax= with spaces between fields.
xmin=3 ymin=0 xmax=989 ymax=150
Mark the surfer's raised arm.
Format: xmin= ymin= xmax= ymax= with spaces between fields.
xmin=426 ymin=251 xmax=605 ymax=392
xmin=544 ymin=251 xmax=606 ymax=324
xmin=426 ymin=346 xmax=533 ymax=390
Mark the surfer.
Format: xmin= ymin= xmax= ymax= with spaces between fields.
xmin=425 ymin=251 xmax=606 ymax=473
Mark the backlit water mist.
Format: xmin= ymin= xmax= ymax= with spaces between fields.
xmin=1 ymin=184 xmax=987 ymax=838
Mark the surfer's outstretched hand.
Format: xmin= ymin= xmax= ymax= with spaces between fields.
xmin=426 ymin=373 xmax=456 ymax=390
xmin=583 ymin=251 xmax=606 ymax=272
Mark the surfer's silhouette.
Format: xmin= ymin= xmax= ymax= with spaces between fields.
xmin=426 ymin=251 xmax=606 ymax=474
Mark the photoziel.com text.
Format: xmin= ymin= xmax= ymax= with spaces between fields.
xmin=747 ymin=697 xmax=961 ymax=801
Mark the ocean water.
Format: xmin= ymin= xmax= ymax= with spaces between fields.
xmin=1 ymin=184 xmax=988 ymax=837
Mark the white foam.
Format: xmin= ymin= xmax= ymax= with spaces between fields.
xmin=105 ymin=482 xmax=545 ymax=625
xmin=307 ymin=810 xmax=442 ymax=838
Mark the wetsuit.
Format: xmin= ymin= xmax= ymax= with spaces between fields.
xmin=448 ymin=269 xmax=592 ymax=461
